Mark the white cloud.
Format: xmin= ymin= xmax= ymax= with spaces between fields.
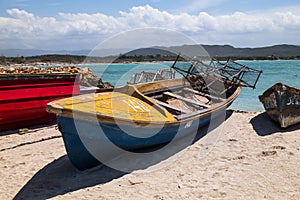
xmin=273 ymin=12 xmax=300 ymax=30
xmin=3 ymin=8 xmax=58 ymax=37
xmin=0 ymin=5 xmax=300 ymax=50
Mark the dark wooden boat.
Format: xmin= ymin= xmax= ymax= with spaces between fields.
xmin=259 ymin=82 xmax=300 ymax=128
xmin=0 ymin=68 xmax=80 ymax=131
xmin=47 ymin=58 xmax=262 ymax=170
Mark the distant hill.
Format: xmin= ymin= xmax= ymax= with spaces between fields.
xmin=0 ymin=49 xmax=90 ymax=57
xmin=0 ymin=44 xmax=299 ymax=65
xmin=202 ymin=44 xmax=300 ymax=58
xmin=124 ymin=48 xmax=177 ymax=57
xmin=1 ymin=44 xmax=299 ymax=59
xmin=163 ymin=44 xmax=300 ymax=59
xmin=0 ymin=48 xmax=131 ymax=57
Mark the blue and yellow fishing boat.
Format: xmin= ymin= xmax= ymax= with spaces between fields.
xmin=47 ymin=58 xmax=262 ymax=170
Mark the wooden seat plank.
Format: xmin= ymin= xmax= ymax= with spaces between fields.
xmin=152 ymin=98 xmax=189 ymax=114
xmin=183 ymin=88 xmax=225 ymax=101
xmin=163 ymin=91 xmax=211 ymax=108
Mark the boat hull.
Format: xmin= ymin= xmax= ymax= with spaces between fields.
xmin=56 ymin=113 xmax=213 ymax=170
xmin=259 ymin=82 xmax=300 ymax=128
xmin=0 ymin=75 xmax=80 ymax=131
xmin=264 ymin=109 xmax=300 ymax=128
xmin=47 ymin=77 xmax=241 ymax=170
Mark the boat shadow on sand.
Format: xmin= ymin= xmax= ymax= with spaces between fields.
xmin=13 ymin=110 xmax=233 ymax=200
xmin=13 ymin=156 xmax=126 ymax=200
xmin=250 ymin=112 xmax=300 ymax=136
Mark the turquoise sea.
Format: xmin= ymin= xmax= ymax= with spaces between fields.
xmin=78 ymin=60 xmax=300 ymax=112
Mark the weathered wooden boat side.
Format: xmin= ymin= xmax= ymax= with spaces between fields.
xmin=259 ymin=82 xmax=300 ymax=128
xmin=0 ymin=73 xmax=80 ymax=131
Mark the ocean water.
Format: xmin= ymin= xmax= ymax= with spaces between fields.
xmin=78 ymin=60 xmax=300 ymax=112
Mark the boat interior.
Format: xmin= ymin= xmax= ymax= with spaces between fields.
xmin=110 ymin=72 xmax=237 ymax=122
xmin=121 ymin=58 xmax=263 ymax=121
xmin=140 ymin=76 xmax=234 ymax=120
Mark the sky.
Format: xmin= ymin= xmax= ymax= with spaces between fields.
xmin=0 ymin=0 xmax=299 ymax=50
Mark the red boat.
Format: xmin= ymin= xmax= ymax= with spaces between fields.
xmin=0 ymin=73 xmax=80 ymax=131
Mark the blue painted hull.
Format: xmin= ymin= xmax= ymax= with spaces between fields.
xmin=57 ymin=113 xmax=214 ymax=170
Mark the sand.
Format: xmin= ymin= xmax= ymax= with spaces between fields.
xmin=0 ymin=111 xmax=299 ymax=200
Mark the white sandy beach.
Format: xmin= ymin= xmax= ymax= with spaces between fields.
xmin=0 ymin=111 xmax=299 ymax=200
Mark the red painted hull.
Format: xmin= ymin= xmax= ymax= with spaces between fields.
xmin=0 ymin=74 xmax=80 ymax=131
